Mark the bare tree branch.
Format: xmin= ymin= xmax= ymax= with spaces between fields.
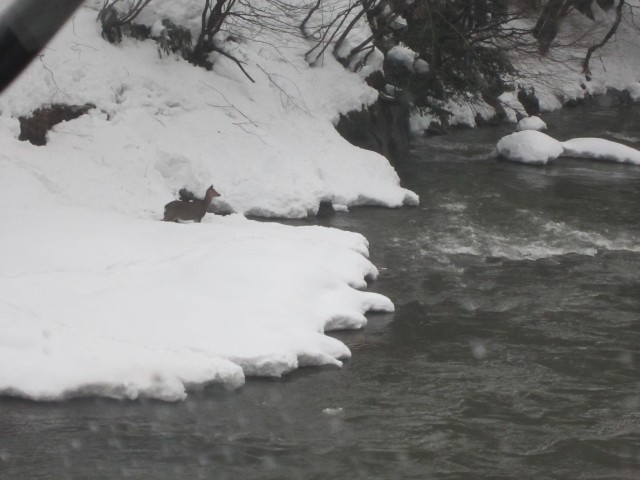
xmin=583 ymin=0 xmax=625 ymax=77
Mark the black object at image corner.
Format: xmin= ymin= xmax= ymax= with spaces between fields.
xmin=0 ymin=0 xmax=84 ymax=93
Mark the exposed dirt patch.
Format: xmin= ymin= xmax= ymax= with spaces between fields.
xmin=19 ymin=103 xmax=95 ymax=146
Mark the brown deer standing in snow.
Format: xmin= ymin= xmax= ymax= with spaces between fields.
xmin=163 ymin=185 xmax=220 ymax=223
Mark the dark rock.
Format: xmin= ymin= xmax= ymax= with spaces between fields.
xmin=335 ymin=93 xmax=410 ymax=162
xmin=317 ymin=200 xmax=335 ymax=217
xmin=517 ymin=87 xmax=540 ymax=115
xmin=596 ymin=0 xmax=614 ymax=10
xmin=474 ymin=113 xmax=501 ymax=128
xmin=365 ymin=70 xmax=386 ymax=91
xmin=208 ymin=199 xmax=235 ymax=216
xmin=425 ymin=122 xmax=447 ymax=136
xmin=123 ymin=24 xmax=151 ymax=41
xmin=383 ymin=56 xmax=412 ymax=90
xmin=178 ymin=188 xmax=199 ymax=202
xmin=18 ymin=103 xmax=95 ymax=146
xmin=563 ymin=97 xmax=583 ymax=108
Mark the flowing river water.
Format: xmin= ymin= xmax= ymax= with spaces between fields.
xmin=1 ymin=98 xmax=639 ymax=479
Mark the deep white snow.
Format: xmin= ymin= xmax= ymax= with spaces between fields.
xmin=511 ymin=1 xmax=640 ymax=111
xmin=496 ymin=131 xmax=640 ymax=166
xmin=517 ymin=116 xmax=547 ymax=132
xmin=561 ymin=137 xmax=640 ymax=165
xmin=496 ymin=130 xmax=564 ymax=165
xmin=0 ymin=1 xmax=412 ymax=401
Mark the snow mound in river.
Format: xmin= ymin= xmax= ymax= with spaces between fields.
xmin=496 ymin=131 xmax=640 ymax=166
xmin=496 ymin=131 xmax=564 ymax=165
xmin=561 ymin=138 xmax=640 ymax=165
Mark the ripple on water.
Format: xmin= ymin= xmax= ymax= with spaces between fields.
xmin=421 ymin=210 xmax=639 ymax=261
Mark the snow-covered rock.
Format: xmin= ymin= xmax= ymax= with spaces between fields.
xmin=516 ymin=116 xmax=547 ymax=132
xmin=561 ymin=138 xmax=640 ymax=165
xmin=497 ymin=92 xmax=526 ymax=123
xmin=390 ymin=15 xmax=408 ymax=31
xmin=387 ymin=44 xmax=416 ymax=72
xmin=414 ymin=58 xmax=430 ymax=75
xmin=496 ymin=131 xmax=563 ymax=165
xmin=496 ymin=131 xmax=640 ymax=166
xmin=627 ymin=82 xmax=640 ymax=102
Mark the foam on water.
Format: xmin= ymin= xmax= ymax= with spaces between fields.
xmin=424 ymin=213 xmax=639 ymax=261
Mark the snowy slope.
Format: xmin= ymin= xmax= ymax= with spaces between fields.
xmin=512 ymin=0 xmax=640 ymax=111
xmin=0 ymin=3 xmax=417 ymax=218
xmin=0 ymin=1 xmax=411 ymax=400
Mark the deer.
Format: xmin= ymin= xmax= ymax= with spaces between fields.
xmin=163 ymin=185 xmax=220 ymax=223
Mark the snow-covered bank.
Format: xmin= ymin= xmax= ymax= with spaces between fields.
xmin=0 ymin=5 xmax=417 ymax=219
xmin=0 ymin=211 xmax=392 ymax=401
xmin=512 ymin=1 xmax=640 ymax=112
xmin=408 ymin=1 xmax=640 ymax=131
xmin=0 ymin=2 xmax=412 ymax=400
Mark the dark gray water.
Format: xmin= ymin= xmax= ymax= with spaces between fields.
xmin=2 ymin=100 xmax=639 ymax=479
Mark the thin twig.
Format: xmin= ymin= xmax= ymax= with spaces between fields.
xmin=211 ymin=46 xmax=256 ymax=83
xmin=583 ymin=0 xmax=625 ymax=76
xmin=200 ymin=81 xmax=259 ymax=127
xmin=39 ymin=55 xmax=69 ymax=97
xmin=256 ymin=64 xmax=309 ymax=113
